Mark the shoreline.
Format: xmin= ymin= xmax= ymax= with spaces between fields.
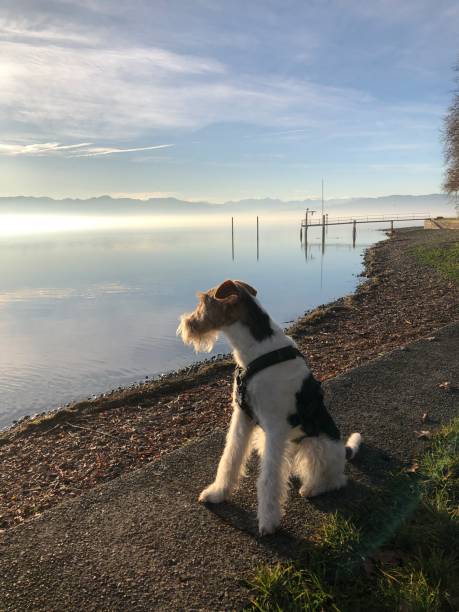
xmin=0 ymin=229 xmax=376 ymax=440
xmin=0 ymin=227 xmax=457 ymax=530
xmin=0 ymin=222 xmax=370 ymax=432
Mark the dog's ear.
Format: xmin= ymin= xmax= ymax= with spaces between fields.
xmin=234 ymin=280 xmax=257 ymax=297
xmin=195 ymin=291 xmax=207 ymax=300
xmin=214 ymin=280 xmax=240 ymax=304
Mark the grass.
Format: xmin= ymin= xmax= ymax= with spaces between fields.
xmin=245 ymin=418 xmax=459 ymax=611
xmin=412 ymin=243 xmax=459 ymax=283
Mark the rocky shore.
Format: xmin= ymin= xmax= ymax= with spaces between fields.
xmin=0 ymin=227 xmax=457 ymax=531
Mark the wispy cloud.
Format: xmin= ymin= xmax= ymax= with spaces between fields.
xmin=0 ymin=32 xmax=372 ymax=140
xmin=0 ymin=14 xmax=228 ymax=138
xmin=0 ymin=20 xmax=98 ymax=45
xmin=73 ymin=144 xmax=174 ymax=157
xmin=0 ymin=142 xmax=91 ymax=156
xmin=0 ymin=141 xmax=173 ymax=158
xmin=109 ymin=191 xmax=179 ymax=200
xmin=366 ymin=163 xmax=441 ymax=173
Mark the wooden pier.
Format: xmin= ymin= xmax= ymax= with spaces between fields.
xmin=300 ymin=213 xmax=431 ymax=249
xmin=301 ymin=213 xmax=430 ymax=229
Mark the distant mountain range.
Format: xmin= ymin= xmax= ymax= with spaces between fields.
xmin=0 ymin=193 xmax=455 ymax=217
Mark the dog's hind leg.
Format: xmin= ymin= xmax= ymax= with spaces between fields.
xmin=199 ymin=406 xmax=255 ymax=504
xmin=257 ymin=430 xmax=292 ymax=535
xmin=294 ymin=435 xmax=347 ymax=498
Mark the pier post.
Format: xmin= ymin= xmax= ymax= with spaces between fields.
xmin=231 ymin=217 xmax=234 ymax=260
xmin=390 ymin=219 xmax=394 ymax=234
xmin=352 ymin=219 xmax=356 ymax=248
xmin=322 ymin=214 xmax=326 ymax=252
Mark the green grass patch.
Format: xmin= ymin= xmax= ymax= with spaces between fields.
xmin=412 ymin=243 xmax=459 ymax=283
xmin=317 ymin=513 xmax=361 ymax=558
xmin=245 ymin=418 xmax=459 ymax=611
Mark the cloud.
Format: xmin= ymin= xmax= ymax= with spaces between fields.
xmin=0 ymin=37 xmax=233 ymax=138
xmin=366 ymin=163 xmax=441 ymax=173
xmin=0 ymin=141 xmax=173 ymax=157
xmin=0 ymin=20 xmax=375 ymax=141
xmin=72 ymin=144 xmax=174 ymax=157
xmin=0 ymin=0 xmax=451 ymax=158
xmin=108 ymin=191 xmax=179 ymax=200
xmin=0 ymin=20 xmax=98 ymax=45
xmin=0 ymin=142 xmax=91 ymax=155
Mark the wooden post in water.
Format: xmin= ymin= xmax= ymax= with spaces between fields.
xmin=256 ymin=216 xmax=259 ymax=261
xmin=352 ymin=219 xmax=357 ymax=248
xmin=231 ymin=217 xmax=234 ymax=260
xmin=321 ymin=214 xmax=326 ymax=253
xmin=390 ymin=219 xmax=394 ymax=234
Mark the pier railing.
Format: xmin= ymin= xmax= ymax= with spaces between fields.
xmin=301 ymin=213 xmax=430 ymax=227
xmin=300 ymin=212 xmax=431 ymax=250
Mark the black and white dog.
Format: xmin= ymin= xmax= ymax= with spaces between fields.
xmin=177 ymin=279 xmax=361 ymax=535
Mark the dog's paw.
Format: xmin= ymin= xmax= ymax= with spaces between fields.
xmin=258 ymin=510 xmax=281 ymax=536
xmin=300 ymin=484 xmax=325 ymax=498
xmin=299 ymin=485 xmax=313 ymax=498
xmin=198 ymin=484 xmax=227 ymax=504
xmin=258 ymin=517 xmax=280 ymax=536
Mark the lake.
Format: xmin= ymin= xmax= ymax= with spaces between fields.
xmin=0 ymin=215 xmax=418 ymax=428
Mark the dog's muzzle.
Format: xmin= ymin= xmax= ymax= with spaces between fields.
xmin=177 ymin=313 xmax=218 ymax=353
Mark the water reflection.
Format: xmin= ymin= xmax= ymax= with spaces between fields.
xmin=301 ymin=220 xmax=361 ymax=254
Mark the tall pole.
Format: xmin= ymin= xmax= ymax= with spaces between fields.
xmin=321 ymin=178 xmax=324 ymax=218
xmin=231 ymin=217 xmax=234 ymax=260
xmin=322 ymin=213 xmax=326 ymax=253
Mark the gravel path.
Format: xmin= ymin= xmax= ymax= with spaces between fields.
xmin=0 ymin=323 xmax=458 ymax=611
xmin=0 ymin=228 xmax=457 ymax=531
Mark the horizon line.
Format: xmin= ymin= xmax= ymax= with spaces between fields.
xmin=0 ymin=192 xmax=449 ymax=205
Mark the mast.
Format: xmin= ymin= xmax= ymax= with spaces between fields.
xmin=321 ymin=178 xmax=324 ymax=217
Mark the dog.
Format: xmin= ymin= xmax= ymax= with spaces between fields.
xmin=177 ymin=279 xmax=361 ymax=535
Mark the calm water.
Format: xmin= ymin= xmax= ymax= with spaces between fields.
xmin=0 ymin=216 xmax=415 ymax=427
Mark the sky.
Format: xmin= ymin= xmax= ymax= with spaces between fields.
xmin=0 ymin=0 xmax=458 ymax=202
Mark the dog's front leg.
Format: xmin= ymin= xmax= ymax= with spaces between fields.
xmin=199 ymin=406 xmax=255 ymax=504
xmin=257 ymin=431 xmax=290 ymax=536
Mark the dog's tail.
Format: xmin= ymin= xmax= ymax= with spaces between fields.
xmin=345 ymin=433 xmax=362 ymax=460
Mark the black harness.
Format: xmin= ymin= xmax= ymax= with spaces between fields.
xmin=234 ymin=345 xmax=341 ymax=441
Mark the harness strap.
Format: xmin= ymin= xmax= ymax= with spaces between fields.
xmin=238 ymin=345 xmax=303 ymax=381
xmin=234 ymin=345 xmax=341 ymax=443
xmin=235 ymin=345 xmax=304 ymax=423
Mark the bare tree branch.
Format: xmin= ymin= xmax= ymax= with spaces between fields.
xmin=443 ymin=60 xmax=459 ymax=195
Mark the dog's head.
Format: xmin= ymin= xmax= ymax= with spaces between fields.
xmin=177 ymin=279 xmax=271 ymax=352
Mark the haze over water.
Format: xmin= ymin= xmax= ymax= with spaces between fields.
xmin=0 ymin=214 xmax=422 ymax=427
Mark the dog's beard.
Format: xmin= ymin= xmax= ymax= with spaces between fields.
xmin=177 ymin=314 xmax=219 ymax=353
